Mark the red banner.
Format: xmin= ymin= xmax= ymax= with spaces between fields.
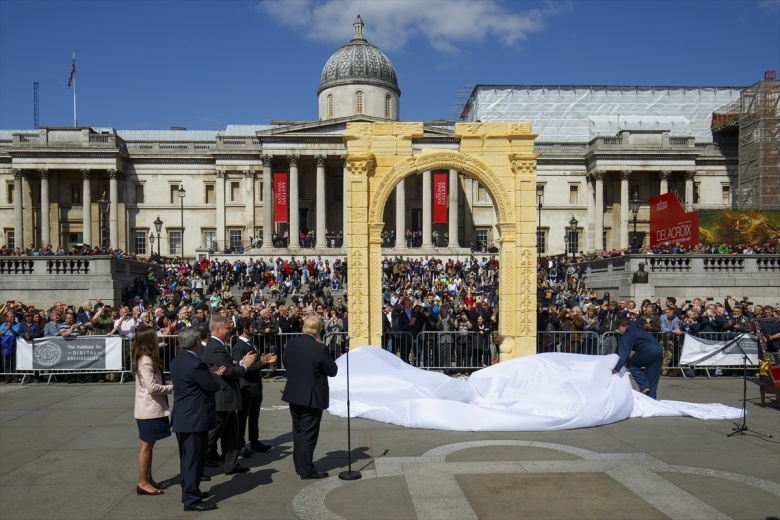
xmin=433 ymin=172 xmax=447 ymax=224
xmin=650 ymin=192 xmax=699 ymax=248
xmin=274 ymin=173 xmax=288 ymax=224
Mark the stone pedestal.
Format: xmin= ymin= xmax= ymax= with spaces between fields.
xmin=631 ymin=282 xmax=653 ymax=303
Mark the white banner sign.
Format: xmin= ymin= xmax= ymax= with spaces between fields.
xmin=679 ymin=333 xmax=759 ymax=367
xmin=16 ymin=336 xmax=124 ymax=371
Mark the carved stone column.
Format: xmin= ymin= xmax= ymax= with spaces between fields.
xmin=215 ymin=170 xmax=226 ymax=250
xmin=684 ymin=170 xmax=695 ymax=211
xmin=288 ymin=155 xmax=300 ymax=249
xmin=81 ymin=169 xmax=92 ymax=247
xmin=448 ymin=169 xmax=458 ymax=247
xmin=422 ymin=170 xmax=432 ymax=247
xmin=39 ymin=169 xmax=50 ymax=246
xmin=620 ymin=170 xmax=631 ymax=249
xmin=13 ymin=169 xmax=24 ymax=248
xmin=395 ymin=178 xmax=406 ymax=248
xmin=315 ymin=155 xmax=327 ymax=248
xmin=659 ymin=170 xmax=670 ymax=195
xmin=261 ymin=155 xmax=273 ymax=250
xmin=244 ymin=169 xmax=255 ymax=245
xmin=108 ymin=169 xmax=119 ymax=248
xmin=593 ymin=170 xmax=604 ymax=251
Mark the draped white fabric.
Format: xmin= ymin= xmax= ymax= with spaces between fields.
xmin=327 ymin=347 xmax=743 ymax=431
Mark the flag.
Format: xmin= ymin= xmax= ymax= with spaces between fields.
xmin=433 ymin=172 xmax=448 ymax=223
xmin=67 ymin=57 xmax=75 ymax=88
xmin=274 ymin=173 xmax=288 ymax=223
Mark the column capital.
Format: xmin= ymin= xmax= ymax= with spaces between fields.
xmin=243 ymin=169 xmax=255 ymax=178
xmin=216 ymin=169 xmax=226 ymax=179
xmin=12 ymin=168 xmax=23 ymax=179
xmin=38 ymin=168 xmax=49 ymax=179
xmin=315 ymin=155 xmax=326 ymax=167
xmin=81 ymin=169 xmax=91 ymax=180
xmin=684 ymin=170 xmax=696 ymax=181
xmin=108 ymin=168 xmax=118 ymax=179
xmin=288 ymin=155 xmax=300 ymax=168
xmin=261 ymin=154 xmax=273 ymax=167
xmin=620 ymin=170 xmax=632 ymax=180
xmin=591 ymin=170 xmax=605 ymax=181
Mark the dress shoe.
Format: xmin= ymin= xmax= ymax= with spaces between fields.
xmin=239 ymin=447 xmax=254 ymax=457
xmin=199 ymin=491 xmax=210 ymax=499
xmin=225 ymin=465 xmax=250 ymax=475
xmin=183 ymin=502 xmax=217 ymax=512
xmin=250 ymin=442 xmax=272 ymax=452
xmin=204 ymin=459 xmax=221 ymax=468
xmin=136 ymin=485 xmax=164 ymax=496
xmin=301 ymin=471 xmax=329 ymax=480
xmin=200 ymin=476 xmax=211 ymax=482
xmin=151 ymin=482 xmax=168 ymax=490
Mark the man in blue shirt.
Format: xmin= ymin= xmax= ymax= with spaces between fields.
xmin=612 ymin=317 xmax=663 ymax=399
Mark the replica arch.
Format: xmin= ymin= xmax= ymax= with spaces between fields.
xmin=343 ymin=122 xmax=538 ymax=359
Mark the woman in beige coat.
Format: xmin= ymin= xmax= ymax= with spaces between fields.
xmin=132 ymin=326 xmax=174 ymax=495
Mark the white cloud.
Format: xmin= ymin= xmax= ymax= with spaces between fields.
xmin=256 ymin=0 xmax=565 ymax=53
xmin=758 ymin=0 xmax=780 ymax=11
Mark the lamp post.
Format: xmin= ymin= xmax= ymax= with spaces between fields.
xmin=149 ymin=232 xmax=155 ymax=258
xmin=97 ymin=191 xmax=110 ymax=251
xmin=629 ymin=191 xmax=641 ymax=252
xmin=536 ymin=184 xmax=544 ymax=261
xmin=568 ymin=215 xmax=578 ymax=262
xmin=178 ymin=186 xmax=186 ymax=257
xmin=153 ymin=215 xmax=163 ymax=258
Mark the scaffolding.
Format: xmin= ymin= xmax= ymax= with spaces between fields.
xmin=738 ymin=72 xmax=780 ymax=210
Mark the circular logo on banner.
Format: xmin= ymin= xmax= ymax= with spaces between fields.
xmin=34 ymin=341 xmax=63 ymax=368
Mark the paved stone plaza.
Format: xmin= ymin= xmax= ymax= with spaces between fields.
xmin=1 ymin=375 xmax=778 ymax=520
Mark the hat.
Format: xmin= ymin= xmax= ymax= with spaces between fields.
xmin=422 ymin=303 xmax=430 ymax=309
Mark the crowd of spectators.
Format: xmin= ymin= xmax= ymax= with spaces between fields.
xmin=0 ymin=243 xmax=143 ymax=259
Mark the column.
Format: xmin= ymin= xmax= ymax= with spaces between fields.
xmin=422 ymin=170 xmax=432 ymax=247
xmin=13 ymin=169 xmax=23 ymax=249
xmin=81 ymin=169 xmax=92 ymax=247
xmin=684 ymin=170 xmax=695 ymax=211
xmin=342 ymin=160 xmax=348 ymax=247
xmin=448 ymin=169 xmax=458 ymax=247
xmin=39 ymin=169 xmax=50 ymax=246
xmin=108 ymin=169 xmax=119 ymax=248
xmin=659 ymin=170 xmax=670 ymax=195
xmin=315 ymin=155 xmax=327 ymax=248
xmin=594 ymin=170 xmax=604 ymax=252
xmin=395 ymin=178 xmax=405 ymax=248
xmin=244 ymin=169 xmax=255 ymax=247
xmin=288 ymin=155 xmax=300 ymax=249
xmin=620 ymin=170 xmax=631 ymax=249
xmin=261 ymin=155 xmax=273 ymax=250
xmin=586 ymin=173 xmax=595 ymax=251
xmin=216 ymin=170 xmax=226 ymax=250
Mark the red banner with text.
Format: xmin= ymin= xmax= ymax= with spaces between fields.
xmin=433 ymin=172 xmax=447 ymax=224
xmin=274 ymin=173 xmax=288 ymax=224
xmin=650 ymin=192 xmax=699 ymax=248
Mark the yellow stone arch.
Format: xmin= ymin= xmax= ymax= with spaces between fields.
xmin=343 ymin=121 xmax=538 ymax=359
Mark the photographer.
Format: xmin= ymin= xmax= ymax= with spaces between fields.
xmin=454 ymin=309 xmax=473 ymax=369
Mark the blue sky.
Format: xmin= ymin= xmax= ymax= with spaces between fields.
xmin=1 ymin=0 xmax=778 ymax=131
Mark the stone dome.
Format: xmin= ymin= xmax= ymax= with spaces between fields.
xmin=318 ymin=15 xmax=400 ymax=96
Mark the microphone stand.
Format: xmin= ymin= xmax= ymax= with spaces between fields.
xmin=727 ymin=333 xmax=773 ymax=439
xmin=339 ymin=341 xmax=361 ymax=480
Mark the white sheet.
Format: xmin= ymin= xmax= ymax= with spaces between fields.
xmin=327 ymin=347 xmax=743 ymax=431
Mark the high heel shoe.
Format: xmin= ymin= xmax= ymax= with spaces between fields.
xmin=136 ymin=486 xmax=164 ymax=496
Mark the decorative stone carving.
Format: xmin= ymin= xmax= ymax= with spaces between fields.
xmin=620 ymin=170 xmax=632 ymax=181
xmin=261 ymin=155 xmax=272 ymax=167
xmin=81 ymin=169 xmax=91 ymax=180
xmin=591 ymin=170 xmax=604 ymax=181
xmin=288 ymin=155 xmax=299 ymax=168
xmin=315 ymin=155 xmax=326 ymax=167
xmin=108 ymin=168 xmax=118 ymax=179
xmin=38 ymin=169 xmax=49 ymax=180
xmin=659 ymin=170 xmax=671 ymax=181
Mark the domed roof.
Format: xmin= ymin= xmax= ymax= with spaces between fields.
xmin=318 ymin=15 xmax=400 ymax=95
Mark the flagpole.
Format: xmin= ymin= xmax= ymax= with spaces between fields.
xmin=72 ymin=53 xmax=77 ymax=127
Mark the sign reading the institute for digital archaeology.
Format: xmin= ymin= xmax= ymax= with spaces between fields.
xmin=16 ymin=337 xmax=123 ymax=371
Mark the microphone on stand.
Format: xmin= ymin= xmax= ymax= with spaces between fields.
xmin=339 ymin=340 xmax=361 ymax=481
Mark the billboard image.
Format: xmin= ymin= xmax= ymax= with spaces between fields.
xmin=699 ymin=210 xmax=780 ymax=247
xmin=650 ymin=193 xmax=699 ymax=247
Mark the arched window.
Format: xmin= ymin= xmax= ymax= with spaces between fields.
xmin=355 ymin=91 xmax=364 ymax=115
xmin=327 ymin=94 xmax=334 ymax=119
xmin=385 ymin=94 xmax=392 ymax=119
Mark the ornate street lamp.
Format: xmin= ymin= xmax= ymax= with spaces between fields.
xmin=568 ymin=215 xmax=578 ymax=262
xmin=97 ymin=191 xmax=110 ymax=251
xmin=153 ymin=215 xmax=163 ymax=257
xmin=536 ymin=184 xmax=544 ymax=261
xmin=629 ymin=191 xmax=641 ymax=251
xmin=178 ymin=186 xmax=186 ymax=257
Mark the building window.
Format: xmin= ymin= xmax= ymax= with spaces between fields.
xmin=476 ymin=229 xmax=488 ymax=249
xmin=229 ymin=229 xmax=242 ymax=249
xmin=72 ymin=184 xmax=81 ymax=204
xmin=355 ymin=91 xmax=364 ymax=115
xmin=5 ymin=231 xmax=14 ymax=251
xmin=230 ymin=181 xmax=240 ymax=202
xmin=569 ymin=185 xmax=579 ymax=205
xmin=170 ymin=184 xmax=182 ymax=204
xmin=203 ymin=230 xmax=216 ymax=250
xmin=6 ymin=183 xmax=13 ymax=204
xmin=693 ymin=183 xmax=700 ymax=204
xmin=327 ymin=94 xmax=334 ymax=119
xmin=603 ymin=231 xmax=608 ymax=251
xmin=169 ymin=231 xmax=182 ymax=255
xmin=722 ymin=184 xmax=730 ymax=205
xmin=205 ymin=184 xmax=215 ymax=204
xmin=258 ymin=181 xmax=263 ymax=202
xmin=567 ymin=230 xmax=580 ymax=255
xmin=536 ymin=229 xmax=547 ymax=255
xmin=133 ymin=231 xmax=147 ymax=255
xmin=385 ymin=94 xmax=392 ymax=118
xmin=68 ymin=233 xmax=83 ymax=247
xmin=477 ymin=184 xmax=488 ymax=203
xmin=135 ymin=184 xmax=145 ymax=204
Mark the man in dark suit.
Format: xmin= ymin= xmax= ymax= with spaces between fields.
xmin=282 ymin=314 xmax=338 ymax=479
xmin=232 ymin=317 xmax=276 ymax=457
xmin=170 ymin=327 xmax=224 ymax=512
xmin=201 ymin=315 xmax=257 ymax=475
xmin=396 ymin=298 xmax=419 ymax=364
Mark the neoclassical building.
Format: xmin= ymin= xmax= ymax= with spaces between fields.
xmin=0 ymin=15 xmax=760 ymax=258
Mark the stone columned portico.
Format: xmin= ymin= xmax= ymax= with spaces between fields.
xmin=344 ymin=121 xmax=538 ymax=359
